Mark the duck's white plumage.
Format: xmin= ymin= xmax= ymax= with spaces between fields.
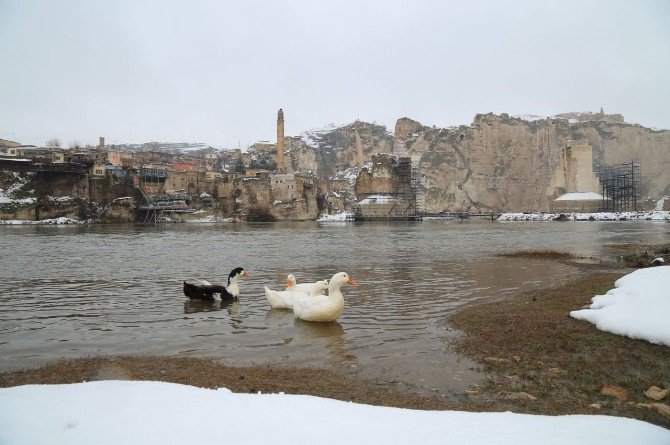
xmin=292 ymin=272 xmax=356 ymax=322
xmin=266 ymin=279 xmax=328 ymax=310
xmin=285 ymin=274 xmax=327 ymax=295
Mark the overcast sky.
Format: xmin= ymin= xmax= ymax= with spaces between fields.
xmin=1 ymin=0 xmax=668 ymax=148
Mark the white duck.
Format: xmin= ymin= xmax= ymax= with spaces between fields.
xmin=285 ymin=274 xmax=328 ymax=294
xmin=292 ymin=272 xmax=356 ymax=322
xmin=265 ymin=279 xmax=328 ymax=310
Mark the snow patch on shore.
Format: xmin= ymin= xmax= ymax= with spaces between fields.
xmin=0 ymin=381 xmax=667 ymax=445
xmin=317 ymin=211 xmax=353 ymax=222
xmin=571 ymin=267 xmax=670 ymax=346
xmin=498 ymin=211 xmax=670 ymax=221
xmin=0 ymin=217 xmax=92 ymax=225
xmin=184 ymin=215 xmax=233 ymax=223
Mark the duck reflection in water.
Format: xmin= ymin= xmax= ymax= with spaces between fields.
xmin=265 ymin=308 xmax=295 ymax=327
xmin=293 ymin=318 xmax=357 ymax=365
xmin=184 ymin=298 xmax=239 ymax=317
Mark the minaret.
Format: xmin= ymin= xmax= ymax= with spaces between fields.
xmin=276 ymin=108 xmax=285 ymax=172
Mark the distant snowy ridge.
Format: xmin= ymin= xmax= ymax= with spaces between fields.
xmin=571 ymin=267 xmax=670 ymax=346
xmin=498 ymin=211 xmax=670 ymax=221
xmin=0 ymin=381 xmax=667 ymax=445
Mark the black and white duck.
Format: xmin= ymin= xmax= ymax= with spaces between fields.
xmin=183 ymin=267 xmax=251 ymax=300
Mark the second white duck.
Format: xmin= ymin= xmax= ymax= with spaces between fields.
xmin=265 ymin=279 xmax=328 ymax=310
xmin=285 ymin=274 xmax=328 ymax=294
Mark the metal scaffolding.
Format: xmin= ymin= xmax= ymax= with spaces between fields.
xmin=597 ymin=161 xmax=640 ymax=212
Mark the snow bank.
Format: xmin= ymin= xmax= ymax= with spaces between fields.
xmin=0 ymin=217 xmax=90 ymax=225
xmin=498 ymin=211 xmax=670 ymax=221
xmin=184 ymin=215 xmax=233 ymax=223
xmin=317 ymin=211 xmax=353 ymax=222
xmin=570 ymin=267 xmax=670 ymax=346
xmin=0 ymin=381 xmax=667 ymax=445
xmin=555 ymin=192 xmax=604 ymax=201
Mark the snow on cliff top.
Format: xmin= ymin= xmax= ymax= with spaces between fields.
xmin=1 ymin=380 xmax=668 ymax=445
xmin=570 ymin=267 xmax=670 ymax=346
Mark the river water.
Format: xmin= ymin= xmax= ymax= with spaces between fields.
xmin=1 ymin=221 xmax=667 ymax=396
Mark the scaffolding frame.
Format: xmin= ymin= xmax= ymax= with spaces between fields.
xmin=597 ymin=161 xmax=640 ymax=212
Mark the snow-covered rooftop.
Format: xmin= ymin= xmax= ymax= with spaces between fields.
xmin=555 ymin=192 xmax=605 ymax=201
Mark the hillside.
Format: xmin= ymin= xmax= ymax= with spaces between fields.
xmin=286 ymin=113 xmax=669 ymax=212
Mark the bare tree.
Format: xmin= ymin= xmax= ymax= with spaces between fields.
xmin=69 ymin=140 xmax=82 ymax=149
xmin=46 ymin=138 xmax=61 ymax=148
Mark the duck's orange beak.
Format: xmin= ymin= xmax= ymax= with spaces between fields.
xmin=347 ymin=278 xmax=357 ymax=285
xmin=242 ymin=271 xmax=252 ymax=278
xmin=285 ymin=278 xmax=291 ymax=287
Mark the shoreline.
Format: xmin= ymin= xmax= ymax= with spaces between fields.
xmin=1 ymin=260 xmax=668 ymax=427
xmin=1 ymin=209 xmax=669 ymax=224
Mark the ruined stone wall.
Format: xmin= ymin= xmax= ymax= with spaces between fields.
xmin=354 ymin=156 xmax=395 ymax=196
xmin=34 ymin=171 xmax=89 ymax=199
xmin=555 ymin=111 xmax=624 ymax=124
xmin=165 ymin=171 xmax=206 ymax=195
xmin=549 ymin=144 xmax=601 ymax=198
xmin=89 ymin=177 xmax=137 ymax=206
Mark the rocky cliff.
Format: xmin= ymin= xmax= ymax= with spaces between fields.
xmin=287 ymin=122 xmax=393 ymax=178
xmin=289 ymin=113 xmax=669 ymax=213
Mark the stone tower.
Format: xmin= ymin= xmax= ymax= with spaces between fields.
xmin=276 ymin=108 xmax=285 ymax=172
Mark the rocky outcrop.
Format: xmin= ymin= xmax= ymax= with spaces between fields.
xmin=288 ymin=121 xmax=393 ymax=178
xmin=570 ymin=122 xmax=670 ymax=200
xmin=403 ymin=114 xmax=572 ymax=212
xmin=392 ymin=114 xmax=669 ymax=212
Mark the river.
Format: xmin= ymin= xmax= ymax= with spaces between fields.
xmin=1 ymin=220 xmax=667 ymax=396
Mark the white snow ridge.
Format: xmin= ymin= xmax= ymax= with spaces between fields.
xmin=570 ymin=267 xmax=670 ymax=346
xmin=0 ymin=380 xmax=668 ymax=445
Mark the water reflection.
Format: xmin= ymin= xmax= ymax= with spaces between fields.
xmin=294 ymin=319 xmax=345 ymax=338
xmin=293 ymin=319 xmax=353 ymax=364
xmin=183 ymin=298 xmax=239 ymax=315
xmin=265 ymin=308 xmax=294 ymax=326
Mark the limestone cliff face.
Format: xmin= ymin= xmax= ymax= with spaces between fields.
xmin=569 ymin=122 xmax=670 ymax=199
xmin=288 ymin=122 xmax=393 ymax=178
xmin=287 ymin=113 xmax=669 ymax=212
xmin=400 ymin=114 xmax=670 ymax=212
xmin=400 ymin=114 xmax=571 ymax=212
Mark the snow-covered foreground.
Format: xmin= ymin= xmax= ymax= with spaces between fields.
xmin=571 ymin=267 xmax=670 ymax=346
xmin=498 ymin=211 xmax=670 ymax=221
xmin=0 ymin=381 xmax=668 ymax=445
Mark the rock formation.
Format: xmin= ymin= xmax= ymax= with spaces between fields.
xmin=287 ymin=112 xmax=669 ymax=213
